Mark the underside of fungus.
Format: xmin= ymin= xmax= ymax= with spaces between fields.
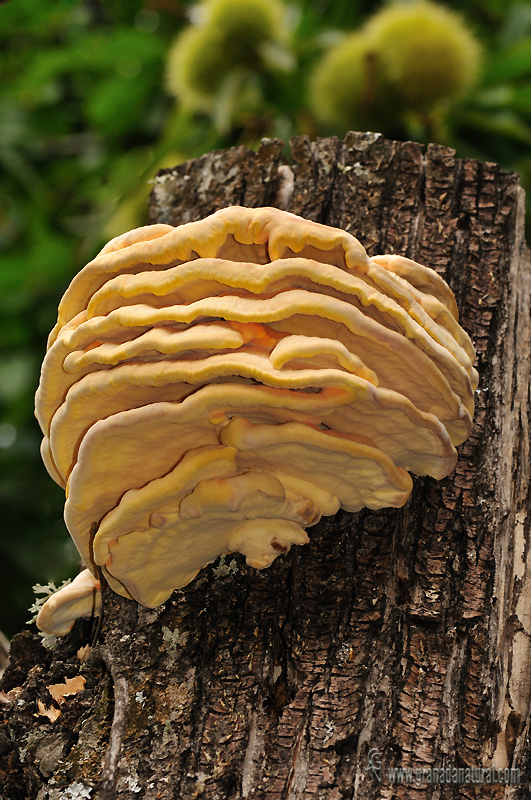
xmin=34 ymin=206 xmax=477 ymax=635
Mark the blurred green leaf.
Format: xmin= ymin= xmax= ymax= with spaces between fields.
xmin=456 ymin=108 xmax=531 ymax=145
xmin=498 ymin=2 xmax=531 ymax=46
xmin=0 ymin=355 xmax=36 ymax=404
xmin=483 ymin=37 xmax=531 ymax=83
xmin=511 ymin=84 xmax=531 ymax=113
xmin=86 ymin=67 xmax=162 ymax=136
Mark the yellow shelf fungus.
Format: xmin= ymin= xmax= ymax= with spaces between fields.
xmin=34 ymin=206 xmax=476 ymax=635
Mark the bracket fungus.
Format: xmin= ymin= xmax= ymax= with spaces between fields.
xmin=34 ymin=206 xmax=477 ymax=635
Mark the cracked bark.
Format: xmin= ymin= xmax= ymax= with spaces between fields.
xmin=1 ymin=132 xmax=530 ymax=800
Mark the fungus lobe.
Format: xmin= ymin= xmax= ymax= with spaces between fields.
xmin=35 ymin=206 xmax=476 ymax=635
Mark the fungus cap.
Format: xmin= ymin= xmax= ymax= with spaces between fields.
xmin=34 ymin=205 xmax=475 ymax=635
xmin=35 ymin=569 xmax=101 ymax=637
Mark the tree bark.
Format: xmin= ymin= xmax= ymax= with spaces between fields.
xmin=1 ymin=132 xmax=530 ymax=800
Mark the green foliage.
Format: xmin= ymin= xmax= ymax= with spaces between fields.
xmin=204 ymin=0 xmax=285 ymax=50
xmin=165 ymin=0 xmax=292 ymax=122
xmin=1 ymin=0 xmax=530 ymax=638
xmin=0 ymin=0 xmax=186 ymax=638
xmin=309 ymin=33 xmax=397 ymax=132
xmin=309 ymin=1 xmax=483 ymax=137
xmin=366 ymin=2 xmax=482 ymax=109
xmin=166 ymin=26 xmax=230 ymax=108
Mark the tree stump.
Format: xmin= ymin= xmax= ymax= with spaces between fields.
xmin=1 ymin=132 xmax=530 ymax=800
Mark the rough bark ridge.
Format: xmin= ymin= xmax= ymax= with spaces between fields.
xmin=1 ymin=132 xmax=530 ymax=800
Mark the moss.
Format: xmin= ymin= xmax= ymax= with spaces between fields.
xmin=365 ymin=1 xmax=482 ymax=110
